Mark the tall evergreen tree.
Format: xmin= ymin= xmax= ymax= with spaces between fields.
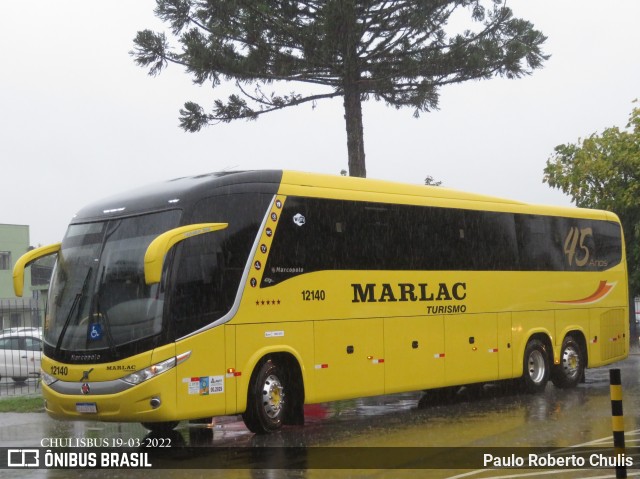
xmin=132 ymin=0 xmax=548 ymax=177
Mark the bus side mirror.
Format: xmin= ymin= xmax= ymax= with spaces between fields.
xmin=143 ymin=223 xmax=228 ymax=285
xmin=13 ymin=243 xmax=61 ymax=297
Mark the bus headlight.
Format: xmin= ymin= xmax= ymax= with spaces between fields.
xmin=121 ymin=351 xmax=191 ymax=385
xmin=41 ymin=370 xmax=58 ymax=386
xmin=122 ymin=357 xmax=176 ymax=385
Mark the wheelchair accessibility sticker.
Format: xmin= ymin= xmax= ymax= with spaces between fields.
xmin=88 ymin=324 xmax=103 ymax=341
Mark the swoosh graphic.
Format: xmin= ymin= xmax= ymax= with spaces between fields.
xmin=553 ymin=280 xmax=616 ymax=305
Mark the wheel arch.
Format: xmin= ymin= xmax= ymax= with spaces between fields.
xmin=555 ymin=329 xmax=589 ymax=368
xmin=238 ymin=347 xmax=306 ymax=416
xmin=515 ymin=330 xmax=554 ymax=377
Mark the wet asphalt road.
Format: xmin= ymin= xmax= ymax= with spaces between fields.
xmin=2 ymin=350 xmax=640 ymax=478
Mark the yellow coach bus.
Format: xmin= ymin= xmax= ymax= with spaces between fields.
xmin=14 ymin=171 xmax=629 ymax=434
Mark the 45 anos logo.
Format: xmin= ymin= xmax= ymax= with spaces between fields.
xmin=564 ymin=227 xmax=593 ymax=267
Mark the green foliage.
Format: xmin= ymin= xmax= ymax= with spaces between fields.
xmin=132 ymin=1 xmax=548 ymax=176
xmin=0 ymin=395 xmax=44 ymax=413
xmin=544 ymin=102 xmax=640 ymax=295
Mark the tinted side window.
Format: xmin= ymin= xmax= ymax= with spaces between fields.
xmin=262 ymin=197 xmax=343 ymax=286
xmin=387 ymin=205 xmax=464 ymax=270
xmin=551 ymin=218 xmax=622 ymax=271
xmin=516 ymin=215 xmax=565 ymax=271
xmin=464 ymin=211 xmax=519 ymax=270
xmin=264 ymin=198 xmax=521 ymax=285
xmin=591 ymin=221 xmax=623 ymax=269
xmin=262 ymin=196 xmax=621 ymax=287
xmin=170 ymin=193 xmax=272 ymax=337
xmin=342 ymin=202 xmax=395 ymax=270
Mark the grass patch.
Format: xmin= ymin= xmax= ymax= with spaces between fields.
xmin=0 ymin=395 xmax=45 ymax=413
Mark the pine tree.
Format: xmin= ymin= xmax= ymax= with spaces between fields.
xmin=132 ymin=0 xmax=548 ymax=177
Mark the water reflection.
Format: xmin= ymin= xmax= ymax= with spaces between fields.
xmin=136 ymin=374 xmax=614 ymax=470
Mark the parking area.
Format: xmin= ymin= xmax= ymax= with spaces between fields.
xmin=0 ymin=316 xmax=43 ymax=397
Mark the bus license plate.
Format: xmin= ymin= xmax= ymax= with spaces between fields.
xmin=76 ymin=402 xmax=98 ymax=414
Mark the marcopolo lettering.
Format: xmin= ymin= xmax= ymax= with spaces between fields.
xmin=351 ymin=282 xmax=467 ymax=303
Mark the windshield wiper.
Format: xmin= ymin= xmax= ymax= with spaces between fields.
xmin=56 ymin=266 xmax=92 ymax=354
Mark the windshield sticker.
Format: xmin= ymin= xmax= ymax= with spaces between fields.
xmin=88 ymin=324 xmax=103 ymax=341
xmin=199 ymin=377 xmax=209 ymax=395
xmin=185 ymin=376 xmax=224 ymax=395
xmin=293 ymin=213 xmax=306 ymax=227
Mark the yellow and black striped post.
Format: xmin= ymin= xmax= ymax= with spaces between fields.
xmin=609 ymin=368 xmax=626 ymax=479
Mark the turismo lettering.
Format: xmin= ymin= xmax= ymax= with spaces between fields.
xmin=351 ymin=282 xmax=467 ymax=303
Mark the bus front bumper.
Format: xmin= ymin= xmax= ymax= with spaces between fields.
xmin=41 ymin=370 xmax=177 ymax=423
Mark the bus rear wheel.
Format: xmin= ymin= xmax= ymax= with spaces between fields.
xmin=551 ymin=336 xmax=584 ymax=388
xmin=520 ymin=339 xmax=550 ymax=394
xmin=243 ymin=359 xmax=286 ymax=434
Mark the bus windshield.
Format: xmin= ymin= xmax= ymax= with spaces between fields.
xmin=46 ymin=210 xmax=182 ymax=360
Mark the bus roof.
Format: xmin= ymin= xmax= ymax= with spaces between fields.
xmin=71 ymin=169 xmax=614 ymax=224
xmin=280 ymin=170 xmax=525 ymax=206
xmin=278 ymin=171 xmax=613 ymax=221
xmin=72 ymin=171 xmax=283 ymax=222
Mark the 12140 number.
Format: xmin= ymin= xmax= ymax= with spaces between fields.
xmin=301 ymin=289 xmax=326 ymax=301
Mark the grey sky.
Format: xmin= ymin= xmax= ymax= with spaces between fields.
xmin=1 ymin=1 xmax=639 ymax=246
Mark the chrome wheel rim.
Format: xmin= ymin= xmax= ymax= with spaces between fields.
xmin=527 ymin=350 xmax=546 ymax=384
xmin=561 ymin=346 xmax=580 ymax=380
xmin=261 ymin=374 xmax=284 ymax=419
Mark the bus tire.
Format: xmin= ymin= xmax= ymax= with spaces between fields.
xmin=141 ymin=421 xmax=179 ymax=434
xmin=551 ymin=335 xmax=584 ymax=389
xmin=242 ymin=358 xmax=286 ymax=434
xmin=520 ymin=339 xmax=550 ymax=394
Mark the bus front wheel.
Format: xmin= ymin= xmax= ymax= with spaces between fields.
xmin=520 ymin=339 xmax=550 ymax=394
xmin=551 ymin=335 xmax=584 ymax=389
xmin=243 ymin=358 xmax=286 ymax=434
